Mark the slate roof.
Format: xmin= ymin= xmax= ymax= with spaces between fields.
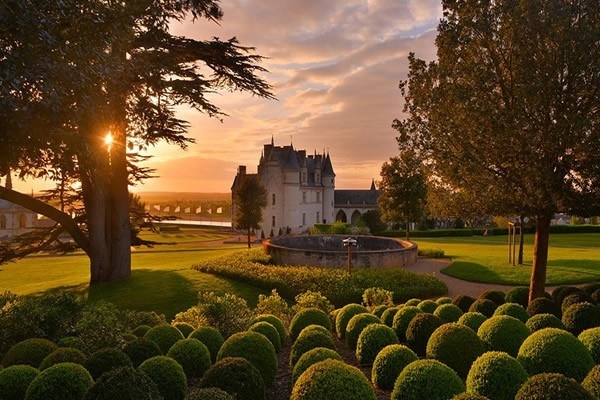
xmin=334 ymin=189 xmax=380 ymax=206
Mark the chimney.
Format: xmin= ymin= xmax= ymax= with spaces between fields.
xmin=4 ymin=168 xmax=12 ymax=190
xmin=238 ymin=165 xmax=246 ymax=176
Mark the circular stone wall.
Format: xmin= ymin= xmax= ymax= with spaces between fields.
xmin=262 ymin=235 xmax=418 ymax=269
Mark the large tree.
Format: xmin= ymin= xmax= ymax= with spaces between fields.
xmin=377 ymin=150 xmax=428 ymax=241
xmin=0 ymin=0 xmax=273 ymax=283
xmin=394 ymin=0 xmax=599 ymax=301
xmin=233 ymin=175 xmax=267 ymax=249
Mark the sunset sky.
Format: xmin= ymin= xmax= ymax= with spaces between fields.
xmin=15 ymin=0 xmax=442 ymax=194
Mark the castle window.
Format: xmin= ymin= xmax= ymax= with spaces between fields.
xmin=302 ymin=213 xmax=306 ymax=225
xmin=272 ymin=193 xmax=276 ymax=205
xmin=302 ymin=172 xmax=306 ymax=183
xmin=317 ymin=192 xmax=320 ymax=203
xmin=0 ymin=215 xmax=6 ymax=229
xmin=18 ymin=214 xmax=26 ymax=228
xmin=316 ymin=172 xmax=320 ymax=182
xmin=316 ymin=212 xmax=320 ymax=223
xmin=303 ymin=192 xmax=307 ymax=203
xmin=272 ymin=216 xmax=276 ymax=227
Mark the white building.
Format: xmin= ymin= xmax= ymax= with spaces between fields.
xmin=0 ymin=173 xmax=38 ymax=241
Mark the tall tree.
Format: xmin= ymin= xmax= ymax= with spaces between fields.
xmin=377 ymin=150 xmax=427 ymax=241
xmin=394 ymin=0 xmax=599 ymax=301
xmin=233 ymin=176 xmax=267 ymax=248
xmin=0 ymin=0 xmax=273 ymax=283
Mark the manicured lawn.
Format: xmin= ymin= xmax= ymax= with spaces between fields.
xmin=416 ymin=233 xmax=600 ymax=286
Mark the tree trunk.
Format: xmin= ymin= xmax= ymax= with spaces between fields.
xmin=406 ymin=221 xmax=410 ymax=241
xmin=518 ymin=215 xmax=525 ymax=265
xmin=247 ymin=228 xmax=251 ymax=249
xmin=529 ymin=212 xmax=551 ymax=303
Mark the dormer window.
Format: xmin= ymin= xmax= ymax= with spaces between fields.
xmin=316 ymin=172 xmax=320 ymax=182
xmin=272 ymin=193 xmax=276 ymax=205
xmin=302 ymin=172 xmax=306 ymax=183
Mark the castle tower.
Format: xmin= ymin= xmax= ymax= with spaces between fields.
xmin=321 ymin=152 xmax=335 ymax=223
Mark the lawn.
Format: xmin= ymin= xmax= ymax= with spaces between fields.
xmin=416 ymin=233 xmax=600 ymax=286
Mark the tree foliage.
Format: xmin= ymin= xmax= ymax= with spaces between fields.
xmin=233 ymin=175 xmax=267 ymax=248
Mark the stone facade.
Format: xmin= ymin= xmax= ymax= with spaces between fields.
xmin=0 ymin=174 xmax=38 ymax=241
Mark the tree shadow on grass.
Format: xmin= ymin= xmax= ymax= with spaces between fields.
xmin=441 ymin=261 xmax=512 ymax=284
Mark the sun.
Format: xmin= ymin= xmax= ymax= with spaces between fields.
xmin=104 ymin=133 xmax=113 ymax=146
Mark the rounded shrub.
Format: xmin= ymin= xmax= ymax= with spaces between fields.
xmin=479 ymin=290 xmax=505 ymax=305
xmin=436 ymin=297 xmax=453 ymax=305
xmin=249 ymin=321 xmax=281 ymax=353
xmin=122 ymin=334 xmax=137 ymax=342
xmin=381 ymin=306 xmax=400 ymax=327
xmin=138 ymin=356 xmax=187 ymax=400
xmin=582 ymin=365 xmax=600 ymax=399
xmin=251 ymin=314 xmax=286 ymax=343
xmin=392 ymin=306 xmax=422 ymax=341
xmin=526 ymin=313 xmax=566 ymax=332
xmin=356 ymin=323 xmax=398 ymax=364
xmin=477 ymin=315 xmax=530 ymax=357
xmin=458 ymin=312 xmax=487 ymax=332
xmin=84 ymin=348 xmax=132 ymax=380
xmin=593 ymin=289 xmax=600 ymax=304
xmin=562 ymin=292 xmax=594 ymax=312
xmin=453 ymin=295 xmax=476 ymax=313
xmin=469 ymin=299 xmax=498 ymax=318
xmin=426 ymin=323 xmax=485 ymax=378
xmin=417 ymin=299 xmax=438 ymax=313
xmin=292 ymin=347 xmax=342 ymax=383
xmin=405 ymin=298 xmax=421 ymax=307
xmin=39 ymin=347 xmax=86 ymax=371
xmin=554 ymin=286 xmax=584 ymax=307
xmin=335 ymin=304 xmax=368 ymax=339
xmin=25 ymin=363 xmax=93 ymax=400
xmin=290 ymin=359 xmax=375 ymax=400
xmin=527 ymin=297 xmax=561 ymax=317
xmin=289 ymin=326 xmax=335 ymax=368
xmin=505 ymin=286 xmax=530 ymax=308
xmin=515 ymin=373 xmax=593 ymax=400
xmin=493 ymin=302 xmax=529 ymax=322
xmin=289 ymin=308 xmax=331 ymax=340
xmin=217 ymin=331 xmax=277 ymax=386
xmin=372 ymin=305 xmax=389 ymax=318
xmin=578 ymin=327 xmax=600 ymax=364
xmin=371 ymin=344 xmax=418 ymax=391
xmin=562 ymin=302 xmax=600 ymax=335
xmin=187 ymin=387 xmax=234 ymax=400
xmin=131 ymin=325 xmax=151 ymax=338
xmin=144 ymin=325 xmax=184 ymax=354
xmin=189 ymin=326 xmax=225 ymax=363
xmin=166 ymin=338 xmax=211 ymax=379
xmin=58 ymin=337 xmax=78 ymax=348
xmin=451 ymin=394 xmax=490 ymax=400
xmin=391 ymin=359 xmax=465 ymax=400
xmin=517 ymin=327 xmax=594 ymax=381
xmin=84 ymin=366 xmax=161 ymax=400
xmin=200 ymin=357 xmax=265 ymax=400
xmin=2 ymin=338 xmax=57 ymax=368
xmin=172 ymin=322 xmax=195 ymax=338
xmin=434 ymin=304 xmax=463 ymax=323
xmin=345 ymin=313 xmax=380 ymax=350
xmin=583 ymin=282 xmax=600 ymax=296
xmin=405 ymin=313 xmax=442 ymax=356
xmin=122 ymin=338 xmax=162 ymax=368
xmin=466 ymin=351 xmax=529 ymax=400
xmin=0 ymin=365 xmax=39 ymax=400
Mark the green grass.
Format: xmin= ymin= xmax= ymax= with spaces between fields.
xmin=416 ymin=233 xmax=600 ymax=286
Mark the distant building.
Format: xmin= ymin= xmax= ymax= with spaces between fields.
xmin=231 ymin=138 xmax=379 ymax=235
xmin=0 ymin=173 xmax=38 ymax=241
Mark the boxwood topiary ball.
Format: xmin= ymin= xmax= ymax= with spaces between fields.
xmin=39 ymin=347 xmax=87 ymax=371
xmin=404 ymin=299 xmax=421 ymax=307
xmin=345 ymin=313 xmax=380 ymax=350
xmin=583 ymin=283 xmax=600 ymax=296
xmin=200 ymin=357 xmax=266 ymax=400
xmin=451 ymin=393 xmax=490 ymax=400
xmin=166 ymin=338 xmax=211 ymax=379
xmin=249 ymin=322 xmax=281 ymax=353
xmin=582 ymin=365 xmax=600 ymax=399
xmin=562 ymin=302 xmax=600 ymax=335
xmin=217 ymin=331 xmax=277 ymax=386
xmin=189 ymin=326 xmax=225 ymax=363
xmin=292 ymin=347 xmax=342 ymax=383
xmin=505 ymin=287 xmax=530 ymax=308
xmin=417 ymin=300 xmax=438 ymax=314
xmin=426 ymin=323 xmax=485 ymax=379
xmin=493 ymin=303 xmax=529 ymax=322
xmin=356 ymin=323 xmax=399 ymax=364
xmin=554 ymin=287 xmax=584 ymax=307
xmin=25 ymin=362 xmax=93 ymax=400
xmin=526 ymin=313 xmax=566 ymax=332
xmin=479 ymin=290 xmax=506 ymax=306
xmin=436 ymin=297 xmax=453 ymax=305
xmin=58 ymin=337 xmax=78 ymax=348
xmin=391 ymin=359 xmax=465 ymax=400
xmin=122 ymin=339 xmax=162 ymax=368
xmin=578 ymin=327 xmax=600 ymax=364
xmin=372 ymin=305 xmax=390 ymax=318
xmin=381 ymin=306 xmax=400 ymax=327
xmin=290 ymin=359 xmax=375 ymax=400
xmin=515 ymin=373 xmax=593 ymax=400
xmin=2 ymin=338 xmax=58 ymax=368
xmin=517 ymin=328 xmax=594 ymax=381
xmin=477 ymin=315 xmax=530 ymax=357
xmin=527 ymin=298 xmax=562 ymax=318
xmin=335 ymin=304 xmax=368 ymax=339
xmin=434 ymin=304 xmax=464 ymax=323
xmin=84 ymin=366 xmax=161 ymax=400
xmin=453 ymin=295 xmax=476 ymax=313
xmin=186 ymin=387 xmax=235 ymax=400
xmin=122 ymin=334 xmax=138 ymax=342
xmin=84 ymin=348 xmax=132 ymax=380
xmin=289 ymin=308 xmax=331 ymax=340
xmin=137 ymin=356 xmax=187 ymax=400
xmin=469 ymin=299 xmax=498 ymax=318
xmin=406 ymin=313 xmax=442 ymax=356
xmin=458 ymin=312 xmax=487 ymax=332
xmin=371 ymin=344 xmax=418 ymax=391
xmin=144 ymin=325 xmax=184 ymax=354
xmin=172 ymin=322 xmax=195 ymax=338
xmin=131 ymin=325 xmax=152 ymax=338
xmin=0 ymin=365 xmax=39 ymax=400
xmin=466 ymin=351 xmax=529 ymax=400
xmin=562 ymin=292 xmax=594 ymax=313
xmin=289 ymin=326 xmax=335 ymax=368
xmin=392 ymin=306 xmax=422 ymax=342
xmin=592 ymin=289 xmax=600 ymax=304
xmin=251 ymin=314 xmax=286 ymax=343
